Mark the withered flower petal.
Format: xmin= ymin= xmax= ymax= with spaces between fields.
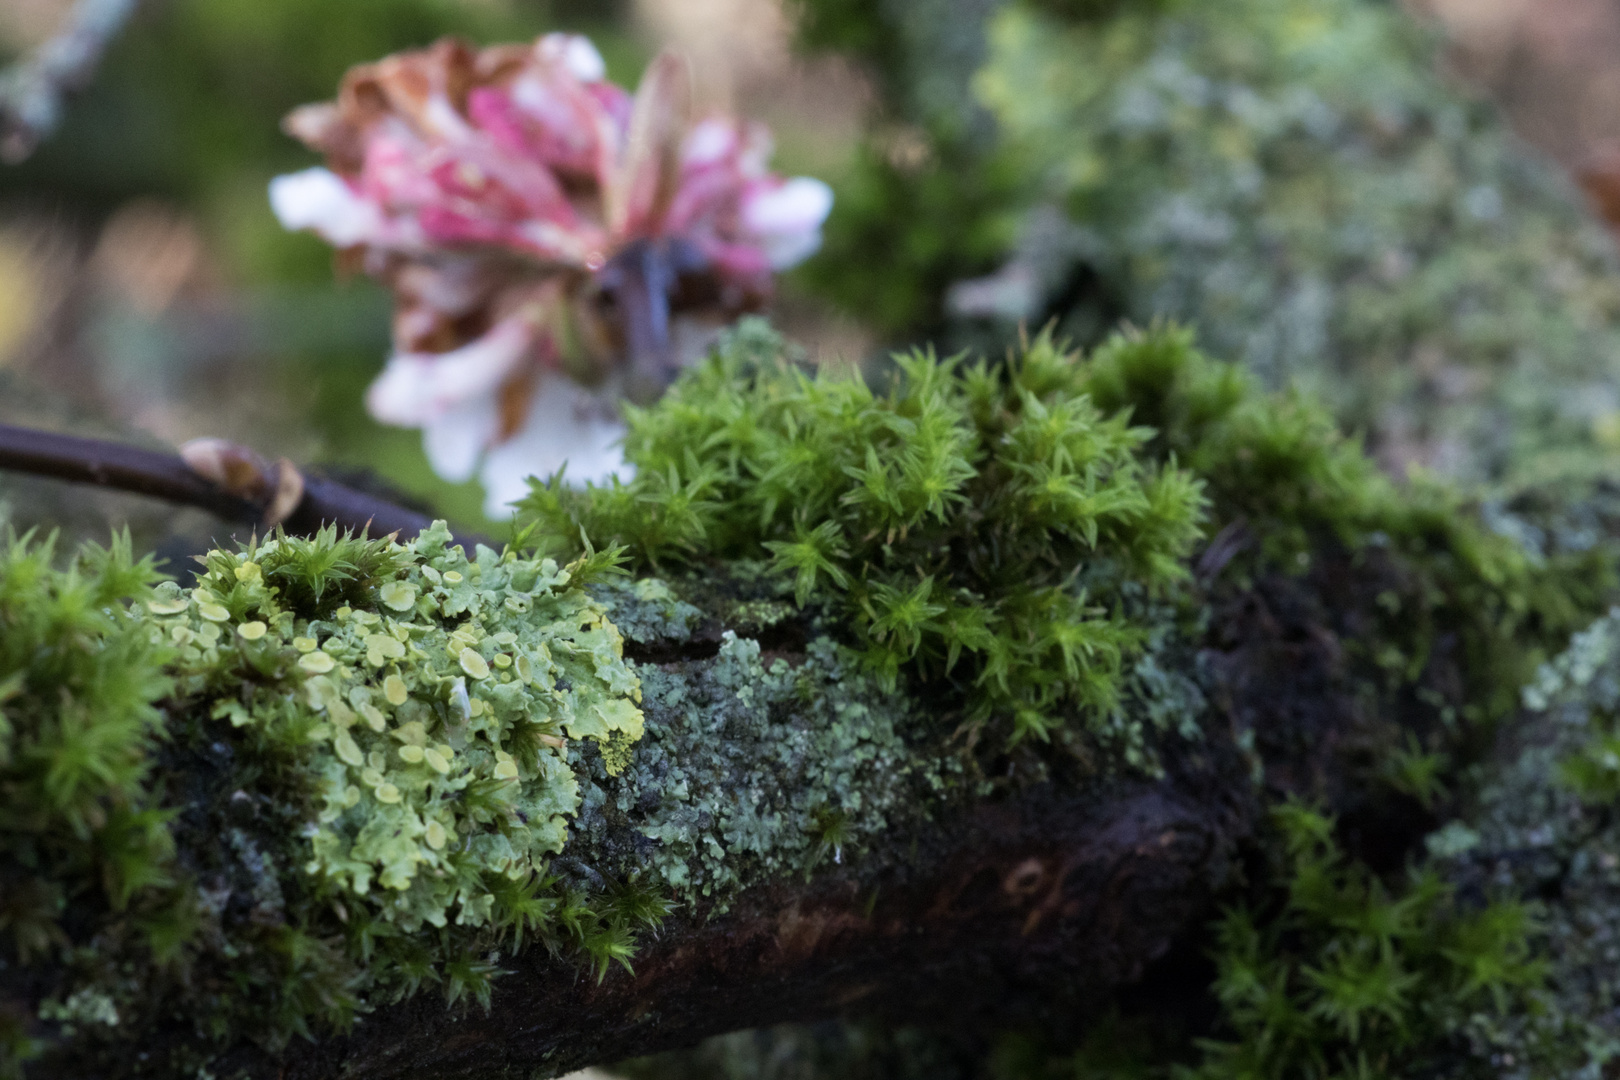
xmin=272 ymin=32 xmax=832 ymax=516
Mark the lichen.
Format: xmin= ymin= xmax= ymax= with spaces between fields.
xmin=590 ymin=576 xmax=707 ymax=648
xmin=1 ymin=524 xmax=660 ymax=1077
xmin=1438 ymin=605 xmax=1620 ymax=1074
xmin=146 ymin=520 xmax=643 ymax=934
xmin=574 ymin=631 xmax=964 ymax=905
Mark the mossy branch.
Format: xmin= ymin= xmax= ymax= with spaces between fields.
xmin=3 ymin=325 xmax=1611 ymax=1078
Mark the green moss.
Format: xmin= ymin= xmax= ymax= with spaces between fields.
xmin=1186 ymin=803 xmax=1562 ymax=1079
xmin=1081 ymin=323 xmax=1610 ymax=732
xmin=520 ymin=319 xmax=1207 ymax=748
xmin=0 ymin=530 xmax=178 ymax=1079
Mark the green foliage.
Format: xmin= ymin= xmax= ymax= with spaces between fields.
xmin=520 ymin=320 xmax=1207 ymax=745
xmin=795 ymin=140 xmax=1024 ymax=337
xmin=790 ymin=0 xmax=904 ymax=71
xmin=789 ymin=0 xmax=1022 ymax=340
xmin=1187 ymin=803 xmax=1548 ymax=1079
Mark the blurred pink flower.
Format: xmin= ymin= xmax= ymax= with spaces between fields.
xmin=269 ymin=34 xmax=831 ymax=515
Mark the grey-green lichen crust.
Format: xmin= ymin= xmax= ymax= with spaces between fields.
xmin=582 ymin=632 xmax=960 ymax=903
xmin=575 ymin=571 xmax=973 ymax=905
xmin=1423 ymin=609 xmax=1620 ymax=1072
xmin=573 ymin=569 xmax=1205 ymax=909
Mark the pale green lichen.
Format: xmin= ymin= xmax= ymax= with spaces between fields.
xmin=142 ymin=521 xmax=644 ymax=934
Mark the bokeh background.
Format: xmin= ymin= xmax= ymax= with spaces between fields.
xmin=0 ymin=0 xmax=872 ymax=543
xmin=0 ymin=0 xmax=1615 ymax=538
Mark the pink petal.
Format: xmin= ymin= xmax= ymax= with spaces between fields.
xmin=605 ymin=50 xmax=691 ymax=240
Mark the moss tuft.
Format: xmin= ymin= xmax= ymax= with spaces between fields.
xmin=520 ymin=319 xmax=1207 ymax=746
xmin=1186 ymin=803 xmax=1558 ymax=1079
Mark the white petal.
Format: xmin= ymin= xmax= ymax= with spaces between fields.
xmin=744 ymin=177 xmax=834 ymax=235
xmin=742 ymin=177 xmax=834 ymax=268
xmin=682 ymin=118 xmax=736 ymax=166
xmin=422 ymin=396 xmax=498 ymax=483
xmin=760 ymin=229 xmax=822 ymax=270
xmin=478 ymin=380 xmax=632 ymax=517
xmin=539 ymin=33 xmax=606 ymax=82
xmin=268 ymin=168 xmax=386 ymax=248
xmin=363 ymin=319 xmax=535 ymax=425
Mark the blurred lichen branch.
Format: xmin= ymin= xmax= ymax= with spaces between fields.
xmin=0 ymin=0 xmax=142 ymax=164
xmin=270 ymin=33 xmax=833 ymax=517
xmin=0 ymin=421 xmax=484 ymax=546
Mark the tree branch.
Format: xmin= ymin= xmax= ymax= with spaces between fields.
xmin=10 ymin=531 xmax=1453 ymax=1079
xmin=0 ymin=0 xmax=143 ymax=163
xmin=0 ymin=421 xmax=491 ymax=547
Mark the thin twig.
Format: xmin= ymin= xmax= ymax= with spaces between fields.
xmin=0 ymin=422 xmax=493 ymax=549
xmin=1 ymin=0 xmax=143 ymax=163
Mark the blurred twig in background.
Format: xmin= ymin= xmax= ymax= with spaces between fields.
xmin=0 ymin=419 xmax=487 ymax=546
xmin=0 ymin=0 xmax=141 ymax=163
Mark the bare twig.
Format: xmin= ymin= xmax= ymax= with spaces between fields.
xmin=0 ymin=422 xmax=493 ymax=548
xmin=1 ymin=0 xmax=143 ymax=164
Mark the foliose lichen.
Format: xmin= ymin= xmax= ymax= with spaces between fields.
xmin=151 ymin=520 xmax=643 ymax=934
xmin=1 ymin=523 xmax=660 ymax=1077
